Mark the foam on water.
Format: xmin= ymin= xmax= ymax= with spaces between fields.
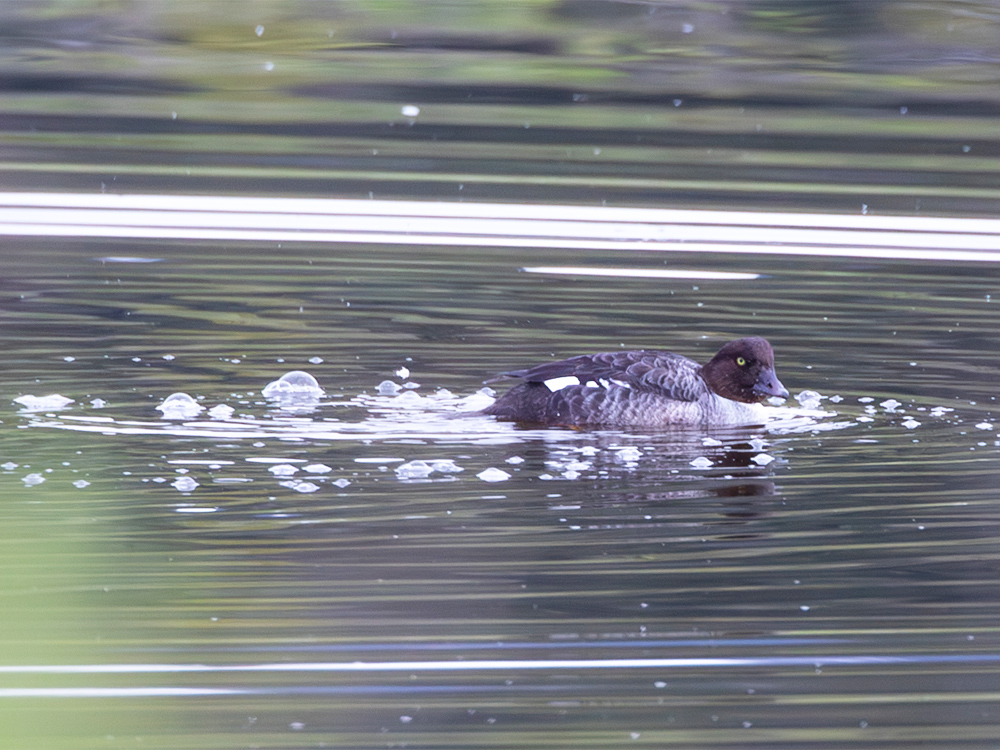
xmin=14 ymin=394 xmax=75 ymax=411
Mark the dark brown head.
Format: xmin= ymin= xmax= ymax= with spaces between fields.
xmin=699 ymin=337 xmax=789 ymax=404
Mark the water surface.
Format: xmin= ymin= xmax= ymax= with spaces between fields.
xmin=2 ymin=2 xmax=1000 ymax=748
xmin=2 ymin=233 xmax=1000 ymax=749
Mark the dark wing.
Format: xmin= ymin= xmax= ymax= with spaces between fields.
xmin=497 ymin=350 xmax=707 ymax=403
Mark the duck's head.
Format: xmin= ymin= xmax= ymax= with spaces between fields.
xmin=700 ymin=337 xmax=789 ymax=404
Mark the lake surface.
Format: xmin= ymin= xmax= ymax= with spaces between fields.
xmin=2 ymin=2 xmax=1000 ymax=749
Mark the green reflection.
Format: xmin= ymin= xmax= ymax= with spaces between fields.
xmin=0 ymin=475 xmax=171 ymax=747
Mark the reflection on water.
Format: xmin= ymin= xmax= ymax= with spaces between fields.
xmin=3 ymin=0 xmax=1000 ymax=747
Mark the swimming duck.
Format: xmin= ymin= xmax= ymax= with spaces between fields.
xmin=482 ymin=337 xmax=788 ymax=428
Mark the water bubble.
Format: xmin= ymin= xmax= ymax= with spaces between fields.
xmin=477 ymin=467 xmax=511 ymax=483
xmin=14 ymin=394 xmax=75 ymax=411
xmin=171 ymin=476 xmax=199 ymax=492
xmin=689 ymin=456 xmax=714 ymax=469
xmin=395 ymin=459 xmax=463 ymax=480
xmin=262 ymin=370 xmax=324 ymax=406
xmin=207 ymin=404 xmax=235 ymax=419
xmin=395 ymin=460 xmax=435 ymax=480
xmin=614 ymin=446 xmax=643 ymax=463
xmin=376 ymin=380 xmax=402 ymax=396
xmin=280 ymin=480 xmax=320 ymax=493
xmin=795 ymin=390 xmax=823 ymax=409
xmin=303 ymin=464 xmax=332 ymax=474
xmin=156 ymin=393 xmax=204 ymax=419
xmin=387 ymin=391 xmax=420 ymax=407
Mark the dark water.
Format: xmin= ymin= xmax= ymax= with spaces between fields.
xmin=2 ymin=2 xmax=1000 ymax=749
xmin=2 ymin=238 xmax=1000 ymax=748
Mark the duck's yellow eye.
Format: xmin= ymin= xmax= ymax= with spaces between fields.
xmin=736 ymin=356 xmax=746 ymax=366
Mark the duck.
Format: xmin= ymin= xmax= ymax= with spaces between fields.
xmin=481 ymin=337 xmax=789 ymax=428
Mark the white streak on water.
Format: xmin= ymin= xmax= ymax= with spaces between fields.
xmin=2 ymin=193 xmax=1000 ymax=262
xmin=0 ymin=653 xmax=997 ymax=676
xmin=523 ymin=267 xmax=760 ymax=280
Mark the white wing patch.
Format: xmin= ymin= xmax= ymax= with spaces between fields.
xmin=543 ymin=375 xmax=632 ymax=392
xmin=544 ymin=375 xmax=580 ymax=392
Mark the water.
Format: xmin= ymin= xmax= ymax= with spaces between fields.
xmin=2 ymin=2 xmax=1000 ymax=748
xmin=2 ymin=234 xmax=1000 ymax=748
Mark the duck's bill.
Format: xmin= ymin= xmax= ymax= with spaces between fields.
xmin=754 ymin=368 xmax=789 ymax=400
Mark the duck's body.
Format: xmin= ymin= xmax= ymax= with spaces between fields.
xmin=482 ymin=337 xmax=788 ymax=428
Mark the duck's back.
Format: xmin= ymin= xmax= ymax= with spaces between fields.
xmin=483 ymin=350 xmax=751 ymax=427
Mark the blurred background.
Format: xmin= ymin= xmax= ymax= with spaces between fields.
xmin=2 ymin=0 xmax=998 ymax=213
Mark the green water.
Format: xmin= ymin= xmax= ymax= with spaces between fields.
xmin=2 ymin=2 xmax=1000 ymax=749
xmin=1 ymin=239 xmax=999 ymax=749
